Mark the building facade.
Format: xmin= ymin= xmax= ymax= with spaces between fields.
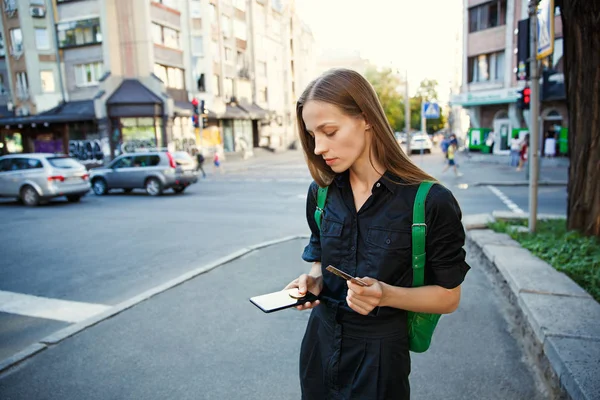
xmin=452 ymin=0 xmax=567 ymax=155
xmin=0 ymin=0 xmax=315 ymax=164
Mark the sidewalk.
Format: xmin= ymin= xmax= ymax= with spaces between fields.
xmin=0 ymin=236 xmax=546 ymax=400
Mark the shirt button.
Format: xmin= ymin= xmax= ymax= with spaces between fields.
xmin=385 ymin=238 xmax=391 ymax=244
xmin=376 ymin=182 xmax=381 ymax=188
xmin=351 ymin=246 xmax=356 ymax=251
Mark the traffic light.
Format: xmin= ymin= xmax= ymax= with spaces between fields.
xmin=191 ymin=98 xmax=199 ymax=115
xmin=199 ymin=100 xmax=205 ymax=115
xmin=518 ymin=86 xmax=531 ymax=110
xmin=192 ymin=114 xmax=199 ymax=128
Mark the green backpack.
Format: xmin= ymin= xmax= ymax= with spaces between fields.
xmin=314 ymin=181 xmax=441 ymax=353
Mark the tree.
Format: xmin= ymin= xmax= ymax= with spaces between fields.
xmin=559 ymin=0 xmax=600 ymax=236
xmin=365 ymin=67 xmax=406 ymax=132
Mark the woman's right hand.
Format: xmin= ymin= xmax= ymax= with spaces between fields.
xmin=284 ymin=273 xmax=323 ymax=310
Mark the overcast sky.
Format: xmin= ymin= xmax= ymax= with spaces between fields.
xmin=295 ymin=0 xmax=464 ymax=101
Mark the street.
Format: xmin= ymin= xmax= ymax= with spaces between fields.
xmin=0 ymin=148 xmax=566 ymax=399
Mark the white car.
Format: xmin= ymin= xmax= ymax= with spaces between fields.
xmin=408 ymin=134 xmax=433 ymax=153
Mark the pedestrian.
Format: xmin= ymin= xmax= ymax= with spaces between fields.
xmin=440 ymin=135 xmax=450 ymax=161
xmin=510 ymin=135 xmax=521 ymax=167
xmin=195 ymin=148 xmax=207 ymax=178
xmin=516 ymin=134 xmax=529 ymax=171
xmin=442 ymin=141 xmax=462 ymax=177
xmin=285 ymin=68 xmax=470 ymax=400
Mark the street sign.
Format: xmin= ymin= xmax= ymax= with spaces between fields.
xmin=537 ymin=0 xmax=555 ymax=60
xmin=423 ymin=102 xmax=440 ymax=119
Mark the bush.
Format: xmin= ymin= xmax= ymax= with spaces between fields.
xmin=488 ymin=219 xmax=600 ymax=303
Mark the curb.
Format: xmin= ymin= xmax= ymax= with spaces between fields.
xmin=464 ymin=215 xmax=600 ymax=400
xmin=0 ymin=234 xmax=310 ymax=376
xmin=473 ymin=180 xmax=568 ymax=187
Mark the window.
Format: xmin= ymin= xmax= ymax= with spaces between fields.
xmin=0 ymin=33 xmax=5 ymax=56
xmin=468 ymin=0 xmax=506 ymax=33
xmin=271 ymin=0 xmax=283 ymax=13
xmin=259 ymin=86 xmax=267 ymax=103
xmin=224 ymin=77 xmax=234 ymax=99
xmin=224 ymin=47 xmax=233 ymax=63
xmin=234 ymin=19 xmax=246 ymax=40
xmin=74 ymin=62 xmax=103 ymax=86
xmin=153 ymin=23 xmax=180 ymax=49
xmin=57 ymin=18 xmax=102 ymax=48
xmin=213 ymin=74 xmax=220 ymax=96
xmin=10 ymin=28 xmax=23 ymax=54
xmin=237 ymin=51 xmax=244 ymax=69
xmin=233 ymin=0 xmax=246 ymax=11
xmin=153 ymin=64 xmax=184 ymax=89
xmin=221 ymin=15 xmax=232 ymax=38
xmin=257 ymin=61 xmax=267 ymax=77
xmin=4 ymin=0 xmax=16 ymax=11
xmin=467 ymin=51 xmax=505 ymax=83
xmin=16 ymin=72 xmax=28 ymax=98
xmin=190 ymin=0 xmax=201 ymax=18
xmin=40 ymin=71 xmax=55 ymax=92
xmin=192 ymin=36 xmax=203 ymax=55
xmin=35 ymin=29 xmax=50 ymax=50
xmin=271 ymin=17 xmax=281 ymax=36
xmin=209 ymin=4 xmax=217 ymax=22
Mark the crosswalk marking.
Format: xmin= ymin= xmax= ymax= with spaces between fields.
xmin=487 ymin=185 xmax=525 ymax=214
xmin=0 ymin=290 xmax=111 ymax=323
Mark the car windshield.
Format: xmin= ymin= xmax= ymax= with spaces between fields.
xmin=173 ymin=152 xmax=194 ymax=165
xmin=47 ymin=157 xmax=82 ymax=169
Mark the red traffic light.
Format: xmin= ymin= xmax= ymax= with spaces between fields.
xmin=191 ymin=98 xmax=199 ymax=106
xmin=523 ymin=87 xmax=531 ymax=104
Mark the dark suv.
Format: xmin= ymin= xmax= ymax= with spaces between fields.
xmin=89 ymin=151 xmax=198 ymax=196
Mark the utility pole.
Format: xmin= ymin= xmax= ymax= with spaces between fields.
xmin=405 ymin=70 xmax=411 ymax=154
xmin=528 ymin=0 xmax=541 ymax=233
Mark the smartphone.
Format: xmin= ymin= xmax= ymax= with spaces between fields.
xmin=249 ymin=288 xmax=319 ymax=313
xmin=325 ymin=265 xmax=368 ymax=287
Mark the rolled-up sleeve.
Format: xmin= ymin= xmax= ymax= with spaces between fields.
xmin=424 ymin=185 xmax=470 ymax=289
xmin=301 ymin=182 xmax=322 ymax=262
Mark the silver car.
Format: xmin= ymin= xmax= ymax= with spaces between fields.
xmin=89 ymin=151 xmax=198 ymax=196
xmin=0 ymin=153 xmax=91 ymax=206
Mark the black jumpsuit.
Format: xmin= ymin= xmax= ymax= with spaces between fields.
xmin=300 ymin=171 xmax=470 ymax=400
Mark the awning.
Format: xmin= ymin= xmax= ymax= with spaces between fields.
xmin=221 ymin=103 xmax=250 ymax=120
xmin=0 ymin=100 xmax=95 ymax=126
xmin=107 ymin=79 xmax=162 ymax=105
xmin=238 ymin=100 xmax=268 ymax=120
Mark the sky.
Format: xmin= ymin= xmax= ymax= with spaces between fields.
xmin=295 ymin=0 xmax=464 ymax=102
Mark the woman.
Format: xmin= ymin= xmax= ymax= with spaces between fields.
xmin=517 ymin=134 xmax=530 ymax=172
xmin=285 ymin=69 xmax=470 ymax=399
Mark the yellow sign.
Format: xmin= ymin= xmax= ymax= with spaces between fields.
xmin=537 ymin=0 xmax=555 ymax=60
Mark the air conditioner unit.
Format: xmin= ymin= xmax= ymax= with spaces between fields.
xmin=30 ymin=5 xmax=45 ymax=18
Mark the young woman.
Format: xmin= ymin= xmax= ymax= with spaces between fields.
xmin=285 ymin=69 xmax=470 ymax=399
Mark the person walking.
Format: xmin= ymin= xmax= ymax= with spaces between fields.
xmin=442 ymin=140 xmax=462 ymax=177
xmin=195 ymin=148 xmax=207 ymax=178
xmin=510 ymin=135 xmax=521 ymax=167
xmin=516 ymin=134 xmax=530 ymax=172
xmin=285 ymin=69 xmax=470 ymax=400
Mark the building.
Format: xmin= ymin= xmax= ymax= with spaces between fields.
xmin=0 ymin=0 xmax=316 ymax=163
xmin=452 ymin=0 xmax=566 ymax=155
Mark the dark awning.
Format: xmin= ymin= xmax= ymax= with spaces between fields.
xmin=238 ymin=100 xmax=268 ymax=120
xmin=107 ymin=79 xmax=162 ymax=105
xmin=221 ymin=103 xmax=250 ymax=120
xmin=0 ymin=100 xmax=95 ymax=125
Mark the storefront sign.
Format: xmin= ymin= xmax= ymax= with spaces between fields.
xmin=451 ymin=88 xmax=520 ymax=107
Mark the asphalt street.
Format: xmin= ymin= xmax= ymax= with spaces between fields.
xmin=0 ymin=148 xmax=567 ymax=398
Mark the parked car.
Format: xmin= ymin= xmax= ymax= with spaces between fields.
xmin=0 ymin=153 xmax=91 ymax=206
xmin=409 ymin=134 xmax=433 ymax=153
xmin=89 ymin=151 xmax=198 ymax=196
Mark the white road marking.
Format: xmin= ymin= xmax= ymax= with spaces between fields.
xmin=487 ymin=185 xmax=525 ymax=214
xmin=0 ymin=290 xmax=110 ymax=323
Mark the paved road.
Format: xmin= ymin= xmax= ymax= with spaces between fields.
xmin=0 ymin=148 xmax=565 ymax=398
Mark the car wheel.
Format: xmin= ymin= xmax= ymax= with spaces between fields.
xmin=21 ymin=185 xmax=40 ymax=207
xmin=173 ymin=186 xmax=186 ymax=194
xmin=145 ymin=178 xmax=163 ymax=196
xmin=92 ymin=178 xmax=108 ymax=196
xmin=66 ymin=195 xmax=81 ymax=203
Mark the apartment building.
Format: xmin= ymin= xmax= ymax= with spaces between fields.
xmin=452 ymin=0 xmax=566 ymax=154
xmin=0 ymin=0 xmax=315 ymax=162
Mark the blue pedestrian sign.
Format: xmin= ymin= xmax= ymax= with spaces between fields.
xmin=423 ymin=102 xmax=440 ymax=119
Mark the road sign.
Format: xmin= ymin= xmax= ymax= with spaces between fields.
xmin=537 ymin=0 xmax=554 ymax=60
xmin=423 ymin=102 xmax=440 ymax=119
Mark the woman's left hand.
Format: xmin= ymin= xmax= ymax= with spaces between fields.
xmin=346 ymin=277 xmax=384 ymax=315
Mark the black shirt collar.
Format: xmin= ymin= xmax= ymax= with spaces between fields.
xmin=332 ymin=169 xmax=399 ymax=194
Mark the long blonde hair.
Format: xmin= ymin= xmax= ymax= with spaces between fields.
xmin=296 ymin=68 xmax=436 ymax=187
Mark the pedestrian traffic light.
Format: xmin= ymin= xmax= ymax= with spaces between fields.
xmin=518 ymin=86 xmax=531 ymax=110
xmin=191 ymin=98 xmax=199 ymax=115
xmin=192 ymin=115 xmax=199 ymax=128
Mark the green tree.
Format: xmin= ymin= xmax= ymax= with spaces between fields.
xmin=364 ymin=66 xmax=405 ymax=132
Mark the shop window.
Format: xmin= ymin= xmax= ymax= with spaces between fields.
xmin=57 ymin=18 xmax=102 ymax=48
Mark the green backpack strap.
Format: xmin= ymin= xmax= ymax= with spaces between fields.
xmin=412 ymin=181 xmax=435 ymax=287
xmin=314 ymin=186 xmax=329 ymax=230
